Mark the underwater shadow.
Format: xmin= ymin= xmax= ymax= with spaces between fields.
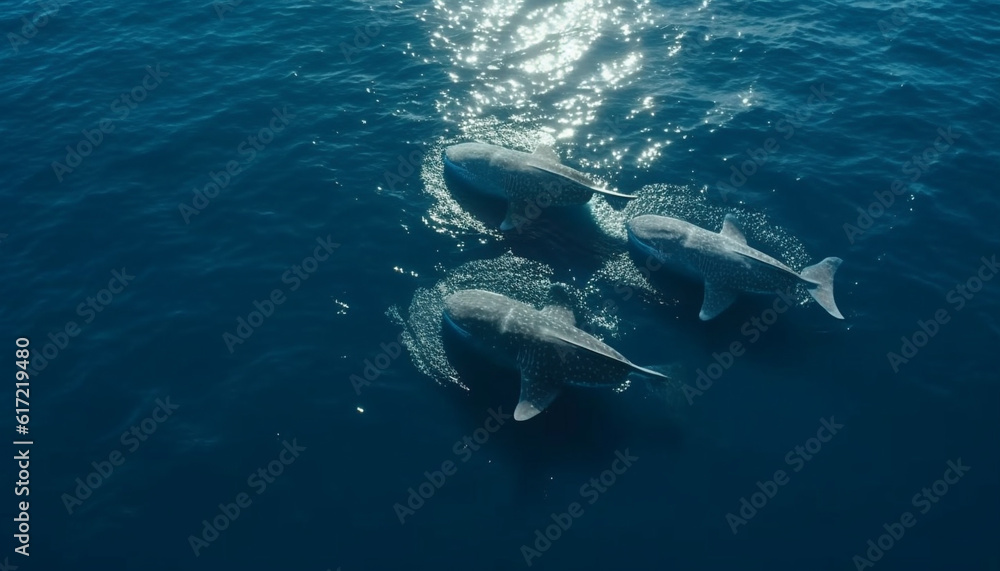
xmin=439 ymin=318 xmax=684 ymax=497
xmin=624 ymin=243 xmax=816 ymax=357
xmin=443 ymin=168 xmax=627 ymax=275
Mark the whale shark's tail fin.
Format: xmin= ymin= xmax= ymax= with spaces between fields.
xmin=627 ymin=363 xmax=671 ymax=382
xmin=801 ymin=257 xmax=844 ymax=319
xmin=592 ymin=187 xmax=638 ymax=199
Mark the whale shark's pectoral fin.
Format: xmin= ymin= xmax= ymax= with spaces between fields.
xmin=720 ymin=214 xmax=747 ymax=244
xmin=514 ymin=349 xmax=562 ymax=421
xmin=500 ymin=200 xmax=528 ymax=231
xmin=699 ymin=280 xmax=739 ymax=321
xmin=532 ymin=144 xmax=560 ymax=162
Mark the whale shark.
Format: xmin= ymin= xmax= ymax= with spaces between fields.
xmin=443 ymin=142 xmax=636 ymax=231
xmin=443 ymin=287 xmax=667 ymax=421
xmin=626 ymin=214 xmax=844 ymax=320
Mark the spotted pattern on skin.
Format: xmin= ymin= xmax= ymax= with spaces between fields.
xmin=443 ymin=289 xmax=654 ymax=419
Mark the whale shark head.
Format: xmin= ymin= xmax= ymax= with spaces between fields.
xmin=442 ymin=143 xmax=507 ymax=198
xmin=626 ymin=215 xmax=692 ymax=258
xmin=444 ymin=141 xmax=640 ymax=230
xmin=443 ymin=289 xmax=510 ymax=339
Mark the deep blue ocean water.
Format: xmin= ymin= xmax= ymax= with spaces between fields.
xmin=2 ymin=0 xmax=999 ymax=569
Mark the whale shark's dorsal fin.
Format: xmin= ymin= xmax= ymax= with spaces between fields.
xmin=540 ymin=304 xmax=575 ymax=324
xmin=531 ymin=144 xmax=560 ymax=162
xmin=541 ymin=283 xmax=576 ymax=325
xmin=720 ymin=214 xmax=747 ymax=244
xmin=514 ymin=347 xmax=563 ymax=421
xmin=540 ymin=282 xmax=575 ymax=320
xmin=699 ymin=280 xmax=739 ymax=321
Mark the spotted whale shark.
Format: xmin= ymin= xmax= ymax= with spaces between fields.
xmin=443 ymin=287 xmax=667 ymax=421
xmin=627 ymin=214 xmax=844 ymax=320
xmin=443 ymin=142 xmax=636 ymax=231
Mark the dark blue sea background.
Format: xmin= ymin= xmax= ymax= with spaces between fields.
xmin=2 ymin=0 xmax=998 ymax=569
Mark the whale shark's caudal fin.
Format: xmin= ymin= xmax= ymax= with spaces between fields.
xmin=591 ymin=186 xmax=638 ymax=199
xmin=801 ymin=257 xmax=844 ymax=319
xmin=627 ymin=362 xmax=671 ymax=381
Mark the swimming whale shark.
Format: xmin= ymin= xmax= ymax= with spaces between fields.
xmin=626 ymin=214 xmax=844 ymax=320
xmin=443 ymin=142 xmax=636 ymax=231
xmin=443 ymin=287 xmax=667 ymax=421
